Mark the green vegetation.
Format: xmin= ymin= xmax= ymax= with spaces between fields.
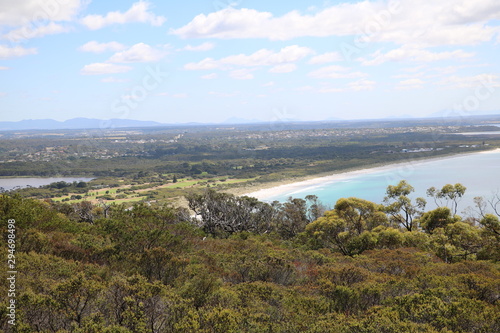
xmin=2 ymin=119 xmax=499 ymax=181
xmin=3 ymin=118 xmax=500 ymax=205
xmin=1 ymin=118 xmax=500 ymax=331
xmin=6 ymin=176 xmax=255 ymax=205
xmin=1 ymin=179 xmax=499 ymax=332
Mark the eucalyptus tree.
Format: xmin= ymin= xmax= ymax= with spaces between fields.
xmin=306 ymin=197 xmax=387 ymax=256
xmin=383 ymin=180 xmax=426 ymax=231
xmin=426 ymin=183 xmax=466 ymax=216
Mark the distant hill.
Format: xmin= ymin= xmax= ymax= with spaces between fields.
xmin=2 ymin=113 xmax=499 ymax=131
xmin=0 ymin=118 xmax=165 ymax=131
xmin=223 ymin=117 xmax=265 ymax=124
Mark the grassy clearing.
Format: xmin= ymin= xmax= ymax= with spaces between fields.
xmin=49 ymin=176 xmax=258 ymax=204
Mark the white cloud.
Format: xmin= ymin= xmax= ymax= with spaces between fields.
xmin=185 ymin=45 xmax=313 ymax=70
xmin=0 ymin=45 xmax=37 ymax=59
xmin=101 ymin=76 xmax=130 ymax=83
xmin=209 ymin=91 xmax=239 ymax=97
xmin=308 ymin=52 xmax=342 ymax=64
xmin=361 ymin=47 xmax=475 ymax=65
xmin=107 ymin=43 xmax=168 ymax=63
xmin=308 ymin=65 xmax=366 ymax=79
xmin=0 ymin=66 xmax=9 ymax=70
xmin=0 ymin=92 xmax=7 ymax=97
xmin=185 ymin=58 xmax=218 ymax=70
xmin=318 ymin=86 xmax=343 ymax=93
xmin=263 ymin=81 xmax=275 ymax=87
xmin=171 ymin=1 xmax=500 ymax=47
xmin=229 ymin=68 xmax=254 ymax=80
xmin=79 ymin=41 xmax=126 ymax=53
xmin=0 ymin=0 xmax=84 ymax=26
xmin=201 ymin=73 xmax=218 ymax=79
xmin=220 ymin=45 xmax=313 ymax=67
xmin=269 ymin=63 xmax=297 ymax=73
xmin=401 ymin=65 xmax=428 ymax=73
xmin=318 ymin=79 xmax=376 ymax=93
xmin=80 ymin=63 xmax=132 ymax=75
xmin=296 ymin=86 xmax=314 ymax=91
xmin=3 ymin=22 xmax=70 ymax=42
xmin=436 ymin=74 xmax=500 ymax=89
xmin=348 ymin=79 xmax=376 ymax=91
xmin=172 ymin=93 xmax=188 ymax=98
xmin=81 ymin=1 xmax=166 ymax=30
xmin=171 ymin=7 xmax=364 ymax=40
xmin=183 ymin=42 xmax=215 ymax=51
xmin=401 ymin=78 xmax=425 ymax=85
xmin=172 ymin=8 xmax=274 ymax=39
xmin=396 ymin=78 xmax=425 ymax=90
xmin=431 ymin=66 xmax=463 ymax=75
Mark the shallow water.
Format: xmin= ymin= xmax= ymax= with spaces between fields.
xmin=254 ymin=150 xmax=500 ymax=214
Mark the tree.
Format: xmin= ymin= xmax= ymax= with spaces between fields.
xmin=477 ymin=214 xmax=500 ymax=260
xmin=276 ymin=197 xmax=309 ymax=239
xmin=384 ymin=181 xmax=426 ymax=231
xmin=473 ymin=192 xmax=500 ymax=219
xmin=306 ymin=210 xmax=352 ymax=255
xmin=186 ymin=189 xmax=275 ymax=237
xmin=419 ymin=207 xmax=459 ymax=234
xmin=105 ymin=275 xmax=172 ymax=332
xmin=305 ymin=194 xmax=327 ymax=222
xmin=479 ymin=214 xmax=500 ymax=238
xmin=444 ymin=221 xmax=483 ymax=260
xmin=73 ymin=201 xmax=97 ymax=223
xmin=335 ymin=197 xmax=388 ymax=233
xmin=98 ymin=199 xmax=112 ymax=218
xmin=306 ymin=197 xmax=387 ymax=256
xmin=52 ymin=273 xmax=104 ymax=328
xmin=76 ymin=181 xmax=87 ymax=188
xmin=426 ymin=183 xmax=466 ymax=216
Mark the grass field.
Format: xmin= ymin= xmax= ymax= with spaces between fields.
xmin=51 ymin=177 xmax=256 ymax=204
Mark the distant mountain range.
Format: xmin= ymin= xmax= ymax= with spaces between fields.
xmin=1 ymin=113 xmax=499 ymax=131
xmin=0 ymin=118 xmax=165 ymax=131
xmin=0 ymin=117 xmax=274 ymax=131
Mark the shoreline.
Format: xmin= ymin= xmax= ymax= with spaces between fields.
xmin=226 ymin=148 xmax=500 ymax=200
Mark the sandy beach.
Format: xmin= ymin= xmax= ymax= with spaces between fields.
xmin=226 ymin=148 xmax=500 ymax=200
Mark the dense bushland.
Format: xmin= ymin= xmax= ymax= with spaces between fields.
xmin=1 ymin=182 xmax=499 ymax=332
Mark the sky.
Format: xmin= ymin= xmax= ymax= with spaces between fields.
xmin=0 ymin=0 xmax=499 ymax=124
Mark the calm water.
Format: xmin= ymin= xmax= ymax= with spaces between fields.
xmin=257 ymin=150 xmax=500 ymax=213
xmin=0 ymin=177 xmax=94 ymax=191
xmin=455 ymin=131 xmax=500 ymax=135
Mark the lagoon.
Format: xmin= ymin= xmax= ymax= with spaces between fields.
xmin=248 ymin=149 xmax=500 ymax=214
xmin=0 ymin=177 xmax=94 ymax=191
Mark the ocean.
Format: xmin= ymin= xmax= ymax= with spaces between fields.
xmin=250 ymin=149 xmax=500 ymax=214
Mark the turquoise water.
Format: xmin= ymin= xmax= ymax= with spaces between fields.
xmin=258 ymin=150 xmax=500 ymax=213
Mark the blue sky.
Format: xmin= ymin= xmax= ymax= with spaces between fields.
xmin=0 ymin=0 xmax=499 ymax=124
